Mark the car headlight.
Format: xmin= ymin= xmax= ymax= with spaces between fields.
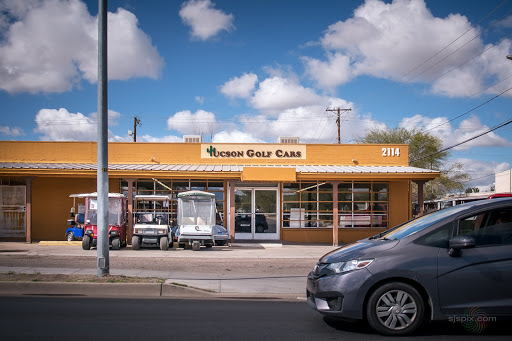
xmin=314 ymin=259 xmax=373 ymax=278
xmin=158 ymin=230 xmax=166 ymax=234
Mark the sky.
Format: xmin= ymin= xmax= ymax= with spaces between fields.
xmin=1 ymin=0 xmax=512 ymax=191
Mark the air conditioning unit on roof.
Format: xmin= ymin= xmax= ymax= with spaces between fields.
xmin=183 ymin=135 xmax=202 ymax=143
xmin=277 ymin=136 xmax=299 ymax=144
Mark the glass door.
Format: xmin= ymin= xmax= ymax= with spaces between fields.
xmin=235 ymin=188 xmax=279 ymax=240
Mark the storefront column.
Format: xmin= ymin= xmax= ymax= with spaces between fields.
xmin=415 ymin=180 xmax=426 ymax=216
xmin=124 ymin=178 xmax=136 ymax=244
xmin=331 ymin=182 xmax=339 ymax=246
xmin=228 ymin=180 xmax=236 ymax=242
xmin=24 ymin=177 xmax=35 ymax=243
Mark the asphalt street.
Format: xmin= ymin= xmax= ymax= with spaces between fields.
xmin=0 ymin=296 xmax=509 ymax=341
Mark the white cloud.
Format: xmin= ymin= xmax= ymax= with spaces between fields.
xmin=34 ymin=107 xmax=123 ymax=141
xmin=179 ymin=0 xmax=234 ymax=41
xmin=139 ymin=134 xmax=183 ymax=143
xmin=220 ymin=73 xmax=258 ymax=99
xmin=399 ymin=114 xmax=511 ymax=149
xmin=250 ymin=76 xmax=322 ymax=114
xmin=303 ymin=0 xmax=510 ymax=97
xmin=0 ymin=0 xmax=164 ymax=94
xmin=0 ymin=125 xmax=23 ymax=137
xmin=302 ymin=53 xmax=353 ymax=91
xmin=212 ymin=130 xmax=264 ymax=143
xmin=195 ymin=96 xmax=205 ymax=104
xmin=455 ymin=158 xmax=511 ymax=189
xmin=167 ymin=109 xmax=219 ymax=135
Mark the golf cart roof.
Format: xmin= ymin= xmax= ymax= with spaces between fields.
xmin=134 ymin=194 xmax=171 ymax=201
xmin=177 ymin=190 xmax=215 ymax=198
xmin=69 ymin=192 xmax=126 ymax=199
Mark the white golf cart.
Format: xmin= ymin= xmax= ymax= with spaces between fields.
xmin=132 ymin=194 xmax=172 ymax=251
xmin=177 ymin=190 xmax=220 ymax=251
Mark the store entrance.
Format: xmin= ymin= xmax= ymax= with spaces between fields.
xmin=234 ymin=187 xmax=279 ymax=240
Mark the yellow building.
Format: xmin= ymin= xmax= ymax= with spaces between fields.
xmin=0 ymin=140 xmax=440 ymax=244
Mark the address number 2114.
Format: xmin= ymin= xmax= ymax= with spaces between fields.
xmin=382 ymin=147 xmax=400 ymax=157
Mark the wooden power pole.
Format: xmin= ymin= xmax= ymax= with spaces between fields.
xmin=326 ymin=107 xmax=351 ymax=143
xmin=130 ymin=116 xmax=141 ymax=142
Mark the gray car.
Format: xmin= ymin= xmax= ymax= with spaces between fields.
xmin=307 ymin=198 xmax=512 ymax=336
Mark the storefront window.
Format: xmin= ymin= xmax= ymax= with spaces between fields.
xmin=120 ymin=179 xmax=225 ymax=226
xmin=338 ymin=182 xmax=388 ymax=228
xmin=282 ymin=181 xmax=333 ymax=228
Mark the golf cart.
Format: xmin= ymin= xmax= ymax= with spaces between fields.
xmin=176 ymin=190 xmax=221 ymax=251
xmin=65 ymin=212 xmax=85 ymax=241
xmin=69 ymin=193 xmax=128 ymax=250
xmin=132 ymin=194 xmax=172 ymax=250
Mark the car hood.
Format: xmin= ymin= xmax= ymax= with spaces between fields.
xmin=319 ymin=238 xmax=399 ymax=263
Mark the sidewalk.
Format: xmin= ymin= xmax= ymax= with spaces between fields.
xmin=0 ymin=241 xmax=338 ymax=299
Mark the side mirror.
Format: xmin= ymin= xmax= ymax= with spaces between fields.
xmin=448 ymin=235 xmax=476 ymax=257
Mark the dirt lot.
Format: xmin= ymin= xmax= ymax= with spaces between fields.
xmin=0 ymin=272 xmax=165 ymax=283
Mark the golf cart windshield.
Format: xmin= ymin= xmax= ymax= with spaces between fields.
xmin=179 ymin=196 xmax=215 ymax=226
xmin=87 ymin=198 xmax=123 ymax=226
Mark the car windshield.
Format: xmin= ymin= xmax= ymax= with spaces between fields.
xmin=378 ymin=204 xmax=471 ymax=240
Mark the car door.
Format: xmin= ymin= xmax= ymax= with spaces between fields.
xmin=437 ymin=206 xmax=512 ymax=315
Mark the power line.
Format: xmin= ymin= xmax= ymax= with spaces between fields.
xmin=411 ymin=118 xmax=512 ymax=163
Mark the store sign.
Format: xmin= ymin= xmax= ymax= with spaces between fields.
xmin=201 ymin=144 xmax=306 ymax=160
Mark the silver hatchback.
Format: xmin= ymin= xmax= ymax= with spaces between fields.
xmin=307 ymin=198 xmax=512 ymax=335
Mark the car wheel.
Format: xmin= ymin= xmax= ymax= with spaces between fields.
xmin=67 ymin=232 xmax=75 ymax=241
xmin=112 ymin=238 xmax=121 ymax=250
xmin=192 ymin=241 xmax=201 ymax=251
xmin=366 ymin=282 xmax=424 ymax=336
xmin=82 ymin=235 xmax=91 ymax=250
xmin=160 ymin=236 xmax=169 ymax=251
xmin=256 ymin=224 xmax=265 ymax=233
xmin=132 ymin=235 xmax=140 ymax=250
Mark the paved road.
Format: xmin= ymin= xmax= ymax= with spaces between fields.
xmin=0 ymin=296 xmax=509 ymax=340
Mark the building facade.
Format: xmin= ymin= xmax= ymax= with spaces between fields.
xmin=0 ymin=141 xmax=440 ymax=245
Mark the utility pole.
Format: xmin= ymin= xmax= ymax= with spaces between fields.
xmin=326 ymin=107 xmax=351 ymax=143
xmin=130 ymin=116 xmax=141 ymax=142
xmin=96 ymin=0 xmax=109 ymax=277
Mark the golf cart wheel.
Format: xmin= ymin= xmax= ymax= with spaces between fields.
xmin=66 ymin=232 xmax=75 ymax=241
xmin=192 ymin=241 xmax=201 ymax=251
xmin=366 ymin=282 xmax=424 ymax=336
xmin=112 ymin=237 xmax=121 ymax=250
xmin=160 ymin=236 xmax=169 ymax=251
xmin=132 ymin=235 xmax=140 ymax=250
xmin=82 ymin=235 xmax=91 ymax=250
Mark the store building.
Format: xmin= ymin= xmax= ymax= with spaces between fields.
xmin=0 ymin=140 xmax=440 ymax=245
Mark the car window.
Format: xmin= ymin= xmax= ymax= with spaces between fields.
xmin=457 ymin=208 xmax=512 ymax=246
xmin=414 ymin=222 xmax=453 ymax=248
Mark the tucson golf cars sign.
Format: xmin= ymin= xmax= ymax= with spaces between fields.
xmin=201 ymin=144 xmax=306 ymax=160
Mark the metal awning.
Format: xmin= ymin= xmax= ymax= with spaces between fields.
xmin=0 ymin=162 xmax=438 ymax=174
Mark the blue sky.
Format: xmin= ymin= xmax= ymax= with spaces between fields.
xmin=1 ymin=0 xmax=512 ymax=190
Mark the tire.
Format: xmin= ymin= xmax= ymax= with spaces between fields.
xmin=256 ymin=224 xmax=265 ymax=233
xmin=82 ymin=235 xmax=91 ymax=250
xmin=192 ymin=240 xmax=201 ymax=251
xmin=112 ymin=237 xmax=121 ymax=250
xmin=132 ymin=235 xmax=140 ymax=250
xmin=160 ymin=236 xmax=169 ymax=251
xmin=67 ymin=232 xmax=75 ymax=241
xmin=366 ymin=282 xmax=424 ymax=336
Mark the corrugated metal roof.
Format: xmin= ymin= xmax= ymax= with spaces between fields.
xmin=0 ymin=162 xmax=438 ymax=174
